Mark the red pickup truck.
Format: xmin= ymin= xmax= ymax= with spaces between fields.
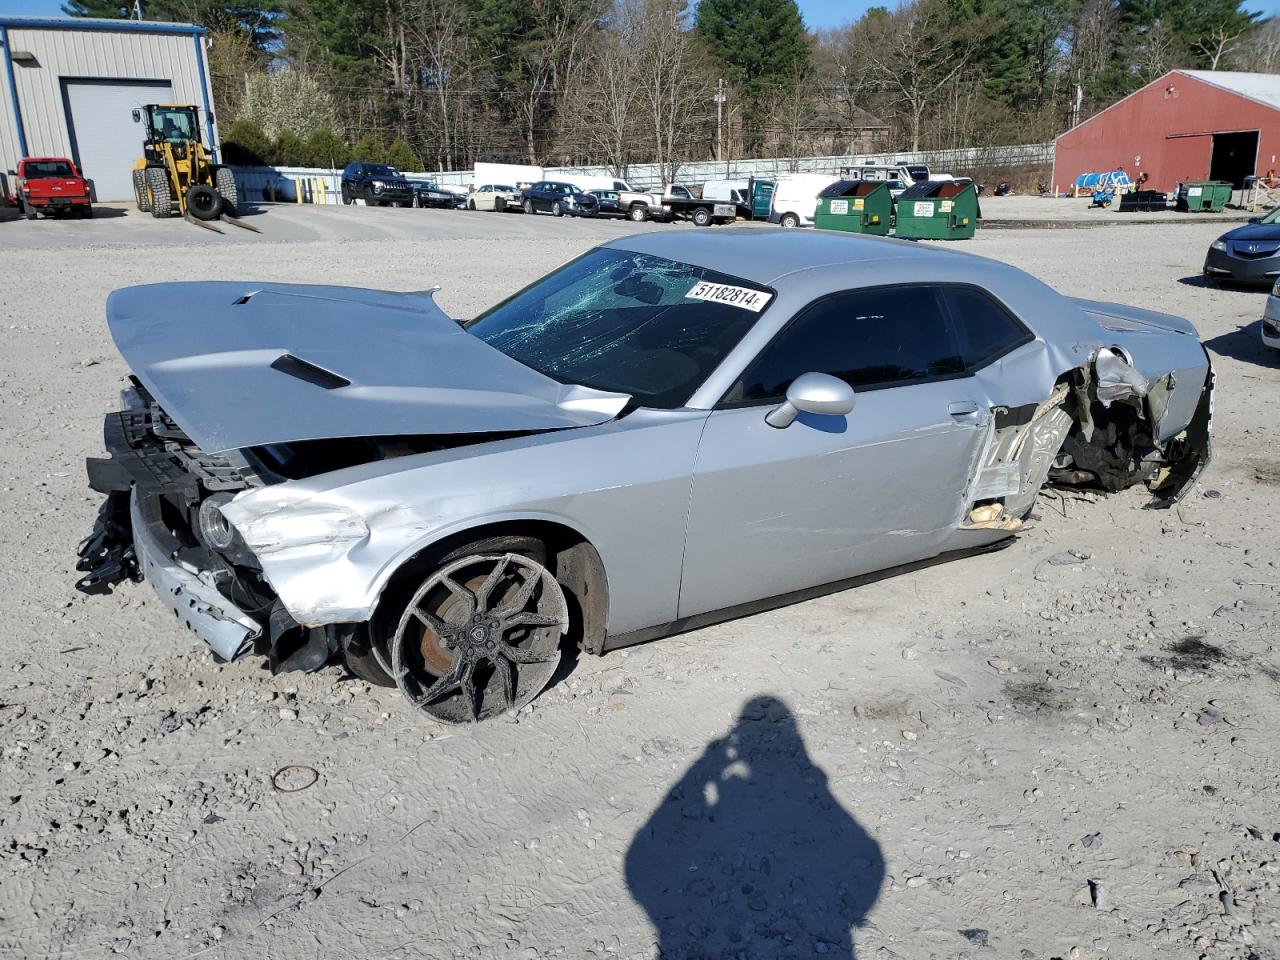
xmin=5 ymin=157 xmax=93 ymax=219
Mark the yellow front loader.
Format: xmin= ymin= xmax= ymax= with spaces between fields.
xmin=130 ymin=104 xmax=249 ymax=230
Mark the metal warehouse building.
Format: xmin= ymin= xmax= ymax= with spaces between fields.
xmin=0 ymin=16 xmax=217 ymax=201
xmin=1054 ymin=70 xmax=1280 ymax=193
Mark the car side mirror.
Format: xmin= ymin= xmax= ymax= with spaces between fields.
xmin=765 ymin=372 xmax=855 ymax=429
xmin=132 ymin=109 xmax=141 ymax=123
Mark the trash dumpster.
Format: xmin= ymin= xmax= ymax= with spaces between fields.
xmin=1177 ymin=181 xmax=1233 ymax=212
xmin=894 ymin=180 xmax=979 ymax=240
xmin=1118 ymin=190 xmax=1169 ymax=212
xmin=812 ymin=180 xmax=892 ymax=235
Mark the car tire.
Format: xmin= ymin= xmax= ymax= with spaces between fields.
xmin=629 ymin=204 xmax=648 ymax=222
xmin=341 ymin=184 xmax=354 ymax=204
xmin=21 ymin=196 xmax=37 ymax=220
xmin=384 ymin=535 xmax=568 ymax=724
xmin=81 ymin=205 xmax=93 ymax=219
xmin=467 ymin=198 xmax=476 ymax=210
xmin=495 ymin=197 xmax=506 ymax=212
xmin=552 ymin=201 xmax=563 ymax=217
xmin=146 ymin=167 xmax=172 ymax=218
xmin=780 ymin=212 xmax=800 ymax=229
xmin=692 ymin=206 xmax=712 ymax=227
xmin=215 ymin=167 xmax=238 ymax=216
xmin=523 ymin=199 xmax=534 ymax=215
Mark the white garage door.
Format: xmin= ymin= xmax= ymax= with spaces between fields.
xmin=64 ymin=80 xmax=174 ymax=201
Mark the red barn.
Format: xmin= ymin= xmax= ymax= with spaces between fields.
xmin=1053 ymin=70 xmax=1280 ymax=192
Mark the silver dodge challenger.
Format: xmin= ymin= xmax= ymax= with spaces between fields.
xmin=76 ymin=230 xmax=1214 ymax=723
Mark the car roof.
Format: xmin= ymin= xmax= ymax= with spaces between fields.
xmin=605 ymin=227 xmax=982 ymax=288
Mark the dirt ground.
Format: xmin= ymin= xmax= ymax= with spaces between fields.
xmin=1 ymin=206 xmax=1278 ymax=960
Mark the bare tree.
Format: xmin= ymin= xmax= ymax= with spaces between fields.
xmin=634 ymin=0 xmax=714 ymax=183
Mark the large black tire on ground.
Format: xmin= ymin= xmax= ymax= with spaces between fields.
xmin=146 ymin=167 xmax=172 ymax=218
xmin=215 ymin=167 xmax=238 ymax=216
xmin=132 ymin=169 xmax=150 ymax=212
xmin=692 ymin=206 xmax=713 ymax=227
xmin=629 ymin=203 xmax=648 ymax=222
xmin=185 ymin=184 xmax=222 ymax=221
xmin=341 ymin=184 xmax=354 ymax=204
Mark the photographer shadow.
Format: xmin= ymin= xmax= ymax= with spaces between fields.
xmin=625 ymin=695 xmax=885 ymax=959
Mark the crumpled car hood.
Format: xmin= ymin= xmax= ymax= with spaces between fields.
xmin=107 ymin=282 xmax=630 ymax=453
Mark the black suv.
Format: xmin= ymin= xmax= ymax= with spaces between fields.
xmin=521 ymin=181 xmax=599 ymax=217
xmin=341 ymin=162 xmax=414 ymax=206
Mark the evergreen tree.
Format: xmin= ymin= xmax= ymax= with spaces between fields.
xmin=273 ymin=129 xmax=308 ymax=166
xmin=63 ymin=0 xmax=283 ymax=51
xmin=351 ymin=135 xmax=385 ymax=164
xmin=303 ymin=129 xmax=351 ymax=170
xmin=220 ymin=118 xmax=273 ymax=165
xmin=695 ymin=0 xmax=809 ymax=128
xmin=384 ymin=139 xmax=421 ymax=173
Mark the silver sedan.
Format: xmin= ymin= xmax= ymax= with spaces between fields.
xmin=77 ymin=230 xmax=1214 ymax=723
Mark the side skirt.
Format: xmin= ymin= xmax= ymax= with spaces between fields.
xmin=600 ymin=536 xmax=1017 ymax=654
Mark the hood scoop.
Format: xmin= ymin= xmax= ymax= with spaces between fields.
xmin=269 ymin=353 xmax=351 ymax=390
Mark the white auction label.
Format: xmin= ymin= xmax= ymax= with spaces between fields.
xmin=685 ymin=281 xmax=772 ymax=312
xmin=829 ymin=199 xmax=849 ymax=215
xmin=913 ymin=201 xmax=935 ymax=216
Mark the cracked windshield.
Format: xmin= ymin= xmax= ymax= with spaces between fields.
xmin=466 ymin=248 xmax=773 ymax=408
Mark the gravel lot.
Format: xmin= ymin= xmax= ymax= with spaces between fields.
xmin=1 ymin=204 xmax=1278 ymax=960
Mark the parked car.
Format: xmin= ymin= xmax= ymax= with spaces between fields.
xmin=468 ymin=183 xmax=523 ymax=212
xmin=340 ymin=162 xmax=414 ymax=206
xmin=6 ymin=156 xmax=93 ymax=219
xmin=770 ymin=173 xmax=842 ymax=228
xmin=408 ymin=179 xmax=465 ymax=209
xmin=522 ymin=180 xmax=599 ymax=216
xmin=76 ymin=230 xmax=1214 ymax=726
xmin=1262 ymin=279 xmax=1280 ymax=350
xmin=1203 ymin=206 xmax=1280 ymax=285
xmin=589 ymin=189 xmax=626 ymax=218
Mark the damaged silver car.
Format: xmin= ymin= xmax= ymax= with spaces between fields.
xmin=76 ymin=230 xmax=1214 ymax=723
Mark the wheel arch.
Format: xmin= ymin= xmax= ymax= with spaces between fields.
xmin=370 ymin=517 xmax=611 ymax=656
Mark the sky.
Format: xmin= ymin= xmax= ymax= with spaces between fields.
xmin=2 ymin=0 xmax=1279 ymax=33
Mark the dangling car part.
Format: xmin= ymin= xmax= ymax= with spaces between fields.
xmin=76 ymin=232 xmax=1214 ymax=723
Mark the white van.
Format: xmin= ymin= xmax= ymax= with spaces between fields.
xmin=770 ymin=173 xmax=841 ymax=228
xmin=702 ymin=179 xmax=748 ymax=204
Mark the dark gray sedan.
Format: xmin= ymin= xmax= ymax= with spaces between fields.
xmin=1203 ymin=207 xmax=1280 ymax=285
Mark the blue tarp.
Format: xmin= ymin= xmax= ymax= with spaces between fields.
xmin=1073 ymin=171 xmax=1135 ymax=191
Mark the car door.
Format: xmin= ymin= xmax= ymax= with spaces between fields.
xmin=678 ymin=284 xmax=991 ymax=619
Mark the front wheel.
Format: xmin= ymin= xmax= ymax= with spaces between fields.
xmin=780 ymin=212 xmax=800 ymax=229
xmin=146 ymin=167 xmax=172 ymax=218
xmin=523 ymin=199 xmax=534 ymax=215
xmin=388 ymin=546 xmax=568 ymax=724
xmin=132 ymin=169 xmax=150 ymax=212
xmin=552 ymin=201 xmax=563 ymax=217
xmin=629 ymin=204 xmax=649 ymax=222
xmin=341 ymin=184 xmax=354 ymax=205
xmin=692 ymin=206 xmax=712 ymax=227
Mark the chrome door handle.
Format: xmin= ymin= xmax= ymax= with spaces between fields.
xmin=947 ymin=401 xmax=981 ymax=417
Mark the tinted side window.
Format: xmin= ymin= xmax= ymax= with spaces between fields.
xmin=943 ymin=287 xmax=1031 ymax=369
xmin=731 ymin=286 xmax=964 ymax=402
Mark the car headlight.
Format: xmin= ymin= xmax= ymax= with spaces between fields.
xmin=1211 ymin=239 xmax=1228 ymax=251
xmin=224 ymin=501 xmax=369 ymax=561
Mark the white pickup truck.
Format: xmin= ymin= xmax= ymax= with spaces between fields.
xmin=555 ymin=174 xmax=669 ymax=222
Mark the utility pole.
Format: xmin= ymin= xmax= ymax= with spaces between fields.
xmin=714 ymin=79 xmax=726 ymax=162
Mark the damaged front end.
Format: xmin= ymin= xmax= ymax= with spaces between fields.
xmin=75 ymin=385 xmax=380 ymax=675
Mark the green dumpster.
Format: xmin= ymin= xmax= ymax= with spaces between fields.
xmin=1177 ymin=180 xmax=1233 ymax=212
xmin=894 ymin=180 xmax=979 ymax=240
xmin=813 ymin=180 xmax=892 ymax=235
